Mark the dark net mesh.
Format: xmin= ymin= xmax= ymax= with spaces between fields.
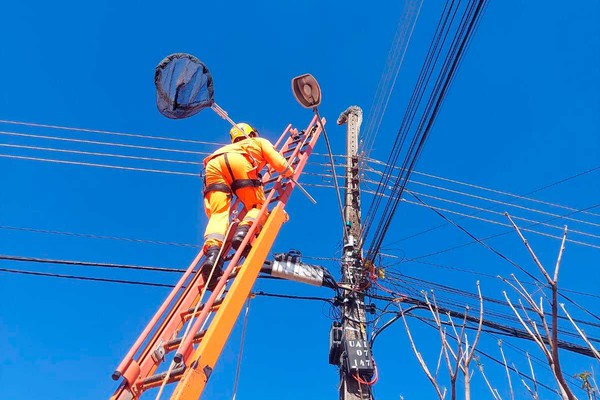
xmin=154 ymin=53 xmax=215 ymax=119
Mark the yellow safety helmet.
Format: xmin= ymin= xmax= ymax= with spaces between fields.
xmin=229 ymin=123 xmax=256 ymax=143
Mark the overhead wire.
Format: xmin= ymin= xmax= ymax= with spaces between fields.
xmin=359 ymin=167 xmax=600 ymax=241
xmin=311 ymin=169 xmax=600 ymax=246
xmin=363 ymin=0 xmax=488 ymax=262
xmin=361 ymin=0 xmax=424 ymax=159
xmin=0 ymin=142 xmax=203 ymax=166
xmin=309 ymin=168 xmax=600 ymax=244
xmin=381 ymin=193 xmax=600 ymax=325
xmin=386 ymin=258 xmax=600 ymax=301
xmin=0 ymin=119 xmax=225 ymax=146
xmin=0 ymin=224 xmax=202 ymax=248
xmin=405 ymin=180 xmax=600 ymax=229
xmin=0 ymin=153 xmax=198 ymax=176
xmin=0 ymin=267 xmax=175 ymax=288
xmin=364 ymin=156 xmax=600 ymax=242
xmin=6 ymin=150 xmax=597 ymax=252
xmin=231 ymin=297 xmax=251 ymax=400
xmin=361 ymin=0 xmax=462 ymax=257
xmin=401 ymin=197 xmax=600 ymax=250
xmin=367 ymin=292 xmax=599 ymax=358
xmin=0 ymin=130 xmax=208 ymax=156
xmin=0 ymin=254 xmax=186 ymax=273
xmin=315 ymin=114 xmax=348 ymax=241
xmin=3 ymin=126 xmax=597 ymax=237
xmin=407 ymin=196 xmax=600 ymax=260
xmin=315 ymin=159 xmax=600 ymax=225
xmin=0 ymin=265 xmax=338 ymax=306
xmin=383 ymin=271 xmax=600 ymax=332
xmin=2 ymin=119 xmax=597 ymax=224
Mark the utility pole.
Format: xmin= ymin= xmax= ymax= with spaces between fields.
xmin=329 ymin=106 xmax=374 ymax=400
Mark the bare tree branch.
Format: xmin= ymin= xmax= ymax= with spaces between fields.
xmin=559 ymin=303 xmax=600 ymax=361
xmin=400 ymin=302 xmax=447 ymax=400
xmin=504 ymin=214 xmax=576 ymax=400
xmin=499 ymin=340 xmax=515 ymax=400
xmin=526 ymin=352 xmax=539 ymax=399
xmin=475 ymin=356 xmax=503 ymax=400
xmin=514 ymin=361 xmax=538 ymax=399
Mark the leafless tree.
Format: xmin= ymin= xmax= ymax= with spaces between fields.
xmin=500 ymin=213 xmax=576 ymax=400
xmin=400 ymin=282 xmax=483 ymax=400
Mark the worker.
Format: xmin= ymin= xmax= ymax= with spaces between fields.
xmin=201 ymin=122 xmax=295 ymax=289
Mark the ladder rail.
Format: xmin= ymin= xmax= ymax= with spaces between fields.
xmin=112 ymin=250 xmax=204 ymax=381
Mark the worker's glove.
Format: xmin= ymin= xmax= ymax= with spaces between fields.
xmin=282 ymin=166 xmax=295 ymax=178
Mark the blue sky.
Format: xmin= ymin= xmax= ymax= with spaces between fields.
xmin=1 ymin=1 xmax=599 ymax=399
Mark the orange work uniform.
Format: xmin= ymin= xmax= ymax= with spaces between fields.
xmin=202 ymin=136 xmax=292 ymax=251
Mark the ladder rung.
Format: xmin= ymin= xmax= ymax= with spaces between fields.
xmin=264 ymin=176 xmax=279 ymax=186
xmin=165 ymin=329 xmax=207 ymax=352
xmin=265 ymin=183 xmax=287 ymax=198
xmin=140 ymin=365 xmax=186 ymax=388
xmin=283 ymin=146 xmax=300 ymax=156
xmin=285 ymin=144 xmax=308 ymax=158
xmin=289 ymin=136 xmax=304 ymax=145
xmin=182 ymin=298 xmax=224 ymax=320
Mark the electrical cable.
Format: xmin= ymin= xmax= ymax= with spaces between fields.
xmin=361 ymin=0 xmax=463 ymax=247
xmin=0 ymin=130 xmax=208 ymax=156
xmin=0 ymin=119 xmax=225 ymax=146
xmin=407 ymin=196 xmax=600 ymax=260
xmin=400 ymin=197 xmax=600 ymax=250
xmin=0 ymin=254 xmax=185 ymax=273
xmin=253 ymin=291 xmax=334 ymax=304
xmin=404 ymin=191 xmax=540 ymax=282
xmin=231 ymin=297 xmax=251 ymax=400
xmin=0 ymin=153 xmax=198 ymax=176
xmin=364 ymin=157 xmax=600 ymax=243
xmin=362 ymin=0 xmax=424 ymax=160
xmin=367 ymin=292 xmax=599 ymax=358
xmin=0 ymin=267 xmax=175 ymax=288
xmin=363 ymin=0 xmax=488 ymax=263
xmin=315 ymin=112 xmax=348 ymax=241
xmin=305 ymin=170 xmax=600 ymax=248
xmin=0 ymin=224 xmax=201 ymax=248
xmin=383 ymin=271 xmax=600 ymax=332
xmin=4 ymin=135 xmax=597 ymax=241
xmin=0 ymin=142 xmax=203 ymax=165
xmin=364 ymin=156 xmax=600 ymax=218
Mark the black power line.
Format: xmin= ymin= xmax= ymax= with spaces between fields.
xmin=363 ymin=0 xmax=488 ymax=262
xmin=0 ymin=267 xmax=175 ymax=288
xmin=367 ymin=292 xmax=599 ymax=359
xmin=0 ymin=254 xmax=185 ymax=273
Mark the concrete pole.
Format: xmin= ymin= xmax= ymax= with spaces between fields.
xmin=336 ymin=106 xmax=373 ymax=400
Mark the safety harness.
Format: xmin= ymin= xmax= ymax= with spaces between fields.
xmin=203 ymin=149 xmax=262 ymax=197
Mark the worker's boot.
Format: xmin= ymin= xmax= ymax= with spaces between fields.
xmin=231 ymin=225 xmax=251 ymax=252
xmin=201 ymin=246 xmax=223 ymax=291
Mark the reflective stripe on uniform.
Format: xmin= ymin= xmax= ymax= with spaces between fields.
xmin=204 ymin=233 xmax=225 ymax=241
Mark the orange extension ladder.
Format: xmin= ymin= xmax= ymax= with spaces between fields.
xmin=110 ymin=115 xmax=324 ymax=400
